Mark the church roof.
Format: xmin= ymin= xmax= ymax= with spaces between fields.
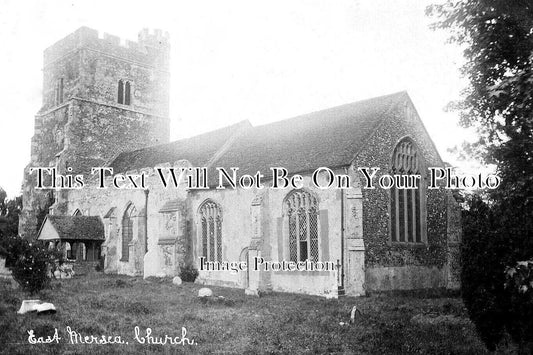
xmin=110 ymin=120 xmax=251 ymax=173
xmin=37 ymin=216 xmax=105 ymax=241
xmin=109 ymin=91 xmax=409 ymax=183
xmin=211 ymin=92 xmax=407 ymax=183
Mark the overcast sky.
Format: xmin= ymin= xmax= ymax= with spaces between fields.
xmin=0 ymin=0 xmax=474 ymax=198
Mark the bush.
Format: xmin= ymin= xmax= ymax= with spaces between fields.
xmin=504 ymin=260 xmax=533 ymax=352
xmin=460 ymin=195 xmax=508 ymax=350
xmin=0 ymin=231 xmax=63 ymax=294
xmin=461 ymin=195 xmax=533 ymax=352
xmin=0 ymin=231 xmax=27 ymax=268
xmin=179 ymin=264 xmax=199 ymax=282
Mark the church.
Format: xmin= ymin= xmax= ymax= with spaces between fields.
xmin=20 ymin=27 xmax=461 ymax=298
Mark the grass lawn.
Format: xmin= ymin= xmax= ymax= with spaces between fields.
xmin=0 ymin=274 xmax=487 ymax=354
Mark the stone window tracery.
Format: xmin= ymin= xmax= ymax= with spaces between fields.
xmin=390 ymin=138 xmax=425 ymax=243
xmin=121 ymin=203 xmax=136 ymax=261
xmin=198 ymin=200 xmax=222 ymax=262
xmin=284 ymin=190 xmax=319 ymax=262
xmin=117 ymin=80 xmax=132 ymax=105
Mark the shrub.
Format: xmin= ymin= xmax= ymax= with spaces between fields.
xmin=179 ymin=264 xmax=199 ymax=282
xmin=0 ymin=231 xmax=63 ymax=294
xmin=504 ymin=260 xmax=533 ymax=352
xmin=461 ymin=194 xmax=533 ymax=352
xmin=460 ymin=195 xmax=508 ymax=350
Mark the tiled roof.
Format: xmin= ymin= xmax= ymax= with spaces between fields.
xmin=109 ymin=92 xmax=408 ymax=184
xmin=42 ymin=216 xmax=105 ymax=241
xmin=210 ymin=92 xmax=407 ymax=184
xmin=110 ymin=120 xmax=251 ymax=173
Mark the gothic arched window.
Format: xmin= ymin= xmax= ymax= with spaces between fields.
xmin=198 ymin=200 xmax=222 ymax=262
xmin=118 ymin=80 xmax=124 ymax=104
xmin=124 ymin=81 xmax=131 ymax=105
xmin=117 ymin=80 xmax=132 ymax=105
xmin=121 ymin=203 xmax=136 ymax=261
xmin=390 ymin=138 xmax=425 ymax=243
xmin=55 ymin=78 xmax=64 ymax=105
xmin=284 ymin=190 xmax=319 ymax=262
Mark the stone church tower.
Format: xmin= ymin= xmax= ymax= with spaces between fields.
xmin=19 ymin=27 xmax=170 ymax=239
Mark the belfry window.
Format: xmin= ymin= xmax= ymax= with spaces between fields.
xmin=55 ymin=78 xmax=64 ymax=105
xmin=124 ymin=81 xmax=131 ymax=105
xmin=117 ymin=80 xmax=131 ymax=105
xmin=284 ymin=190 xmax=319 ymax=262
xmin=390 ymin=138 xmax=425 ymax=243
xmin=198 ymin=200 xmax=222 ymax=262
xmin=118 ymin=80 xmax=123 ymax=104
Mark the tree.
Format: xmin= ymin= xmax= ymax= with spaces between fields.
xmin=0 ymin=229 xmax=63 ymax=294
xmin=0 ymin=187 xmax=6 ymax=213
xmin=427 ymin=0 xmax=533 ymax=351
xmin=0 ymin=193 xmax=22 ymax=236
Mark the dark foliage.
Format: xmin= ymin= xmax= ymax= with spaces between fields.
xmin=460 ymin=196 xmax=509 ymax=350
xmin=0 ymin=230 xmax=63 ymax=294
xmin=504 ymin=261 xmax=533 ymax=352
xmin=179 ymin=264 xmax=199 ymax=282
xmin=461 ymin=193 xmax=533 ymax=351
xmin=428 ymin=0 xmax=533 ymax=351
xmin=0 ymin=193 xmax=22 ymax=236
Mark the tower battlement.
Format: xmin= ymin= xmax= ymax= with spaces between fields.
xmin=138 ymin=28 xmax=170 ymax=47
xmin=44 ymin=26 xmax=170 ymax=68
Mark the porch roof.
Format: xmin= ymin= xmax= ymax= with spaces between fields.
xmin=37 ymin=215 xmax=105 ymax=242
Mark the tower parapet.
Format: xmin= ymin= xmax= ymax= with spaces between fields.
xmin=138 ymin=28 xmax=170 ymax=47
xmin=44 ymin=27 xmax=170 ymax=69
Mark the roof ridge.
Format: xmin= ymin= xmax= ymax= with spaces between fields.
xmin=252 ymin=91 xmax=408 ymax=129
